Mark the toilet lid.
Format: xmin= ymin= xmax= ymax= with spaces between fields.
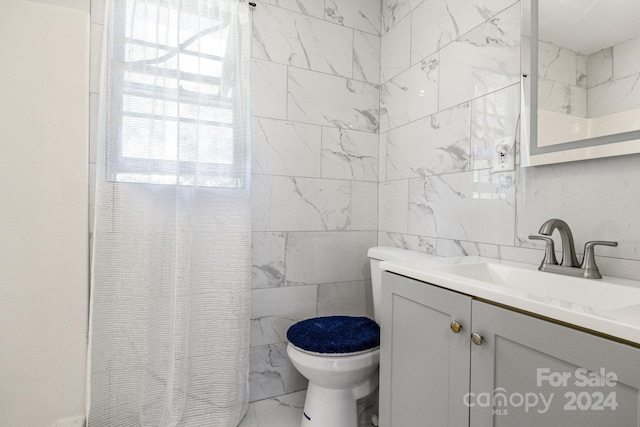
xmin=287 ymin=316 xmax=380 ymax=354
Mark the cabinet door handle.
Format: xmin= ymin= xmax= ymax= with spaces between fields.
xmin=450 ymin=321 xmax=462 ymax=334
xmin=471 ymin=332 xmax=483 ymax=346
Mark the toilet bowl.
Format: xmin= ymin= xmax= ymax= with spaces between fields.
xmin=287 ymin=343 xmax=380 ymax=427
xmin=286 ymin=247 xmax=428 ymax=427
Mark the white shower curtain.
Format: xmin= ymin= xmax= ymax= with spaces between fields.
xmin=87 ymin=1 xmax=251 ymax=425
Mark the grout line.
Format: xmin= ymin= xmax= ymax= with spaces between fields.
xmin=259 ymin=0 xmax=380 ymax=37
xmin=252 ymin=53 xmax=378 ymax=85
xmin=252 ymin=112 xmax=378 ymax=135
xmin=252 ymin=172 xmax=378 ymax=183
xmin=252 ymin=229 xmax=379 ymax=234
xmin=285 ymin=64 xmax=289 ymax=120
xmin=382 ymin=81 xmax=521 ymax=135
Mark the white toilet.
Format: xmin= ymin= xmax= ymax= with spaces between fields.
xmin=287 ymin=247 xmax=428 ymax=427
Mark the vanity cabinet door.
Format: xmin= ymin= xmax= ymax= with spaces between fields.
xmin=380 ymin=272 xmax=472 ymax=427
xmin=470 ymin=300 xmax=640 ymax=427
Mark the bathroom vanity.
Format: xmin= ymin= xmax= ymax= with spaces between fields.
xmin=378 ymin=257 xmax=640 ymax=427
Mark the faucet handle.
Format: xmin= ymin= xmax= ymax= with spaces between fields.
xmin=581 ymin=241 xmax=618 ymax=279
xmin=529 ymin=235 xmax=558 ymax=268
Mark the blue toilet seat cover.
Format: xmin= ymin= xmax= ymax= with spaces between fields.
xmin=287 ymin=316 xmax=380 ymax=354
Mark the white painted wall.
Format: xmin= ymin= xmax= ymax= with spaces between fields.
xmin=0 ymin=1 xmax=89 ymax=425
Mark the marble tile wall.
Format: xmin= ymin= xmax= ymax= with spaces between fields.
xmin=535 ymin=33 xmax=640 ymax=119
xmin=379 ymin=0 xmax=640 ymax=283
xmin=249 ymin=0 xmax=380 ymax=402
xmin=238 ymin=390 xmax=306 ymax=427
xmin=537 ymin=39 xmax=587 ymax=117
xmin=586 ymin=34 xmax=640 ymax=117
xmin=379 ymin=0 xmax=521 ymax=257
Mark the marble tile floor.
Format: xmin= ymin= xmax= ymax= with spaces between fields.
xmin=239 ymin=390 xmax=306 ymax=427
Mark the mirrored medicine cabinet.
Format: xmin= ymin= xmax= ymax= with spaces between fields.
xmin=521 ymin=0 xmax=640 ymax=166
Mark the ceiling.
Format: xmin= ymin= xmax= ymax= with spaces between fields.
xmin=536 ymin=0 xmax=640 ymax=54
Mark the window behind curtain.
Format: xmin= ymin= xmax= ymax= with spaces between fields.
xmin=107 ymin=0 xmax=244 ymax=188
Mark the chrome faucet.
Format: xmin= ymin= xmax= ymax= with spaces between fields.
xmin=529 ymin=219 xmax=618 ymax=279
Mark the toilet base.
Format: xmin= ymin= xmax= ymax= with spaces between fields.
xmin=300 ymin=373 xmax=378 ymax=427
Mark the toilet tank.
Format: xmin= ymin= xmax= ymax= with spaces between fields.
xmin=367 ymin=247 xmax=429 ymax=323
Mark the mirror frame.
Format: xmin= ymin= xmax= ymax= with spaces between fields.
xmin=521 ymin=0 xmax=640 ymax=167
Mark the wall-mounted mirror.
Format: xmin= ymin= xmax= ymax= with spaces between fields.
xmin=521 ymin=0 xmax=640 ymax=166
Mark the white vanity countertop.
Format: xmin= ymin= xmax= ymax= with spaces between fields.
xmin=381 ymin=256 xmax=640 ymax=345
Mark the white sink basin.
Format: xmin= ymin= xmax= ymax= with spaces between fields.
xmin=430 ymin=262 xmax=640 ymax=311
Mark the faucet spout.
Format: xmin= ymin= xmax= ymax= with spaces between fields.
xmin=538 ymin=218 xmax=580 ymax=267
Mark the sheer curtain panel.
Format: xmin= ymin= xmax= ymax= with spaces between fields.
xmin=87 ymin=1 xmax=252 ymax=425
